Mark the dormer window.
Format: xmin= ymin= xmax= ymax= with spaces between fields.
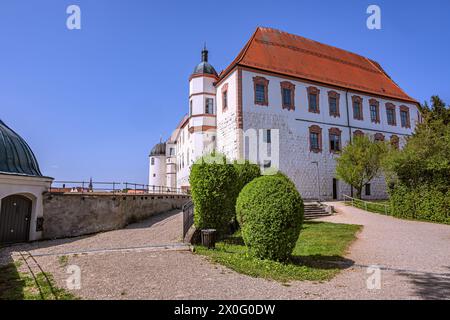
xmin=253 ymin=76 xmax=269 ymax=106
xmin=308 ymin=86 xmax=320 ymax=113
xmin=280 ymin=81 xmax=295 ymax=110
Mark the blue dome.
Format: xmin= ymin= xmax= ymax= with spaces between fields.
xmin=0 ymin=119 xmax=42 ymax=176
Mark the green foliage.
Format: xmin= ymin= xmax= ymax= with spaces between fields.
xmin=189 ymin=153 xmax=238 ymax=234
xmin=383 ymin=96 xmax=450 ymax=224
xmin=233 ymin=161 xmax=261 ymax=193
xmin=336 ymin=135 xmax=388 ymax=199
xmin=389 ymin=183 xmax=450 ymax=224
xmin=195 ymin=222 xmax=361 ymax=282
xmin=236 ymin=175 xmax=304 ymax=261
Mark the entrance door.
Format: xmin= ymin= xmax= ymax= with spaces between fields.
xmin=0 ymin=195 xmax=32 ymax=244
xmin=333 ymin=179 xmax=338 ymax=200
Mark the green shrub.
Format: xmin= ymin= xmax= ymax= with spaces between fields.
xmin=389 ymin=183 xmax=450 ymax=224
xmin=189 ymin=154 xmax=238 ymax=234
xmin=233 ymin=161 xmax=261 ymax=192
xmin=236 ymin=175 xmax=304 ymax=261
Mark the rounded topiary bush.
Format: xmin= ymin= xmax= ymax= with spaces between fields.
xmin=190 ymin=153 xmax=238 ymax=234
xmin=236 ymin=175 xmax=304 ymax=261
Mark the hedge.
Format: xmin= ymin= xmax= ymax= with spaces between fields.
xmin=233 ymin=161 xmax=261 ymax=193
xmin=189 ymin=154 xmax=238 ymax=234
xmin=389 ymin=183 xmax=450 ymax=224
xmin=236 ymin=175 xmax=304 ymax=261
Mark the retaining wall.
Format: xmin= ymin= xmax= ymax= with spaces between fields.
xmin=42 ymin=193 xmax=190 ymax=239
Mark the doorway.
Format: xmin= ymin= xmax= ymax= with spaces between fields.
xmin=333 ymin=178 xmax=338 ymax=200
xmin=0 ymin=195 xmax=32 ymax=244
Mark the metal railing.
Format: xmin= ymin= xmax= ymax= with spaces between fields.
xmin=182 ymin=200 xmax=194 ymax=240
xmin=49 ymin=181 xmax=189 ymax=195
xmin=343 ymin=195 xmax=391 ymax=215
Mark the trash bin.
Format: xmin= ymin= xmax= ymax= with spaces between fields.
xmin=201 ymin=229 xmax=217 ymax=249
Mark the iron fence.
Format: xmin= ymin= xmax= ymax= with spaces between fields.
xmin=49 ymin=181 xmax=188 ymax=195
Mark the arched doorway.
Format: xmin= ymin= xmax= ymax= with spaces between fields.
xmin=0 ymin=195 xmax=32 ymax=244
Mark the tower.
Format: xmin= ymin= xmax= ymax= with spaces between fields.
xmin=188 ymin=45 xmax=218 ymax=161
xmin=148 ymin=141 xmax=166 ymax=189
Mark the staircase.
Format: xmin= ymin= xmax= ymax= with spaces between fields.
xmin=303 ymin=202 xmax=333 ymax=220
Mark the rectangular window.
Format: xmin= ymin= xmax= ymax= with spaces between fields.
xmin=310 ymin=132 xmax=319 ymax=150
xmin=222 ymin=91 xmax=228 ymax=110
xmin=205 ymin=98 xmax=214 ymax=114
xmin=282 ymin=88 xmax=291 ymax=107
xmin=353 ymin=101 xmax=362 ymax=120
xmin=370 ymin=105 xmax=378 ymax=123
xmin=263 ymin=129 xmax=271 ymax=144
xmin=189 ymin=100 xmax=193 ymax=116
xmin=255 ymin=84 xmax=266 ymax=104
xmin=309 ymin=93 xmax=318 ymax=112
xmin=263 ymin=160 xmax=271 ymax=169
xmin=365 ymin=184 xmax=371 ymax=196
xmin=400 ymin=110 xmax=409 ymax=127
xmin=329 ymin=97 xmax=337 ymax=115
xmin=387 ymin=108 xmax=396 ymax=125
xmin=151 ymin=158 xmax=155 ymax=165
xmin=330 ymin=134 xmax=341 ymax=152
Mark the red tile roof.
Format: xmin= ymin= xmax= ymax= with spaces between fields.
xmin=218 ymin=27 xmax=417 ymax=104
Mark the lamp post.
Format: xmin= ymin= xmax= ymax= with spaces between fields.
xmin=311 ymin=161 xmax=321 ymax=202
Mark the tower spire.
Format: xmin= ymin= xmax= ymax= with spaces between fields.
xmin=201 ymin=43 xmax=208 ymax=62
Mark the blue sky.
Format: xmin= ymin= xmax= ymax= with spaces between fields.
xmin=1 ymin=0 xmax=449 ymax=183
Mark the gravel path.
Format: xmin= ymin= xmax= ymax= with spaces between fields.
xmin=1 ymin=205 xmax=449 ymax=300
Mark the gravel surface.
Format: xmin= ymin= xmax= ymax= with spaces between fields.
xmin=1 ymin=205 xmax=449 ymax=300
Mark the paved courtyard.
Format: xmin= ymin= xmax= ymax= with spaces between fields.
xmin=1 ymin=204 xmax=449 ymax=299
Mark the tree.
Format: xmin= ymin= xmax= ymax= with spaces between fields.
xmin=384 ymin=96 xmax=450 ymax=189
xmin=336 ymin=135 xmax=388 ymax=199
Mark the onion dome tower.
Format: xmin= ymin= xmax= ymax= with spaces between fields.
xmin=148 ymin=141 xmax=167 ymax=188
xmin=188 ymin=45 xmax=218 ymax=162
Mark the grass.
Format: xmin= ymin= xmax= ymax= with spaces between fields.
xmin=0 ymin=261 xmax=78 ymax=300
xmin=195 ymin=221 xmax=361 ymax=283
xmin=58 ymin=255 xmax=69 ymax=268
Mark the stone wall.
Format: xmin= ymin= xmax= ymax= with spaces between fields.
xmin=42 ymin=193 xmax=190 ymax=239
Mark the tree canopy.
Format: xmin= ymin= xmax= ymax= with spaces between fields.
xmin=336 ymin=135 xmax=388 ymax=199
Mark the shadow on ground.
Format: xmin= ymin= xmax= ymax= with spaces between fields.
xmin=398 ymin=267 xmax=450 ymax=300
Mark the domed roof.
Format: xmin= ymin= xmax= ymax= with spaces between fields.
xmin=149 ymin=142 xmax=166 ymax=157
xmin=0 ymin=119 xmax=43 ymax=177
xmin=192 ymin=46 xmax=218 ymax=77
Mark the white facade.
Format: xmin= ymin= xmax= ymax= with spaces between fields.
xmin=0 ymin=173 xmax=52 ymax=241
xmin=149 ymin=40 xmax=419 ymax=200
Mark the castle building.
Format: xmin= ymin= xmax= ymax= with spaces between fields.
xmin=149 ymin=27 xmax=420 ymax=199
xmin=0 ymin=120 xmax=53 ymax=244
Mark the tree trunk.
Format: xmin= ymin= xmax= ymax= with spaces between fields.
xmin=356 ymin=187 xmax=362 ymax=199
